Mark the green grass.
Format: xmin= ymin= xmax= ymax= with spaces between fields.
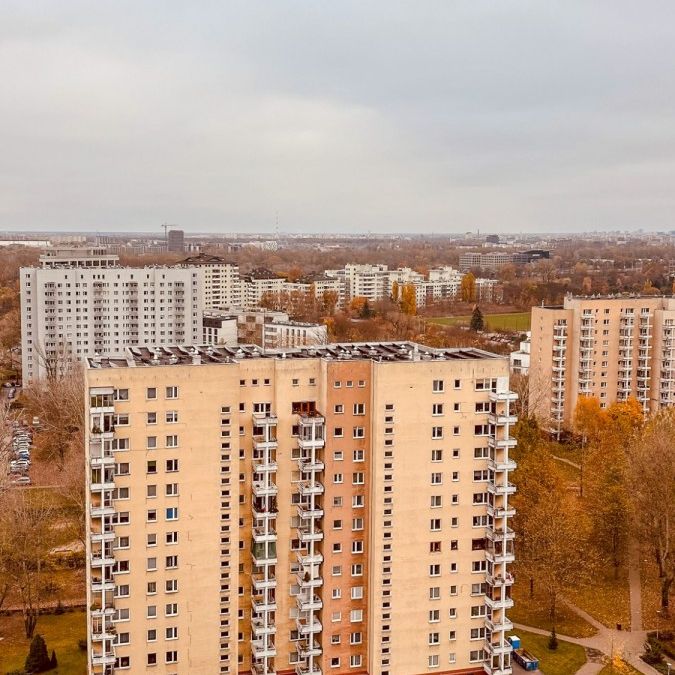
xmin=0 ymin=610 xmax=87 ymax=674
xmin=508 ymin=628 xmax=587 ymax=675
xmin=429 ymin=311 xmax=531 ymax=331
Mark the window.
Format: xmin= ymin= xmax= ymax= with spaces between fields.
xmin=428 ymin=655 xmax=439 ymax=668
xmin=165 ymin=411 xmax=178 ymax=423
xmin=431 ymin=449 xmax=442 ymax=462
xmin=165 ymin=386 xmax=178 ymax=399
xmin=353 ymin=449 xmax=364 ymax=462
xmin=353 ymin=403 xmax=365 ymax=415
xmin=147 ymin=412 xmax=157 ymax=424
xmin=431 ymin=472 xmax=442 ymax=485
xmin=350 ymin=655 xmax=363 ymax=667
xmin=353 ymin=426 xmax=365 ymax=438
xmin=166 ymin=626 xmax=178 ymax=640
xmin=334 ymin=404 xmax=344 ymax=414
xmin=428 ymin=632 xmax=440 ymax=645
xmin=166 ymin=555 xmax=178 ymax=569
xmin=166 ymin=507 xmax=178 ymax=521
xmin=165 ymin=603 xmax=178 ymax=616
xmin=166 ymin=435 xmax=178 ymax=448
xmin=432 ymin=379 xmax=444 ymax=392
xmin=432 ymin=426 xmax=443 ymax=439
xmin=429 ymin=609 xmax=440 ymax=622
xmin=146 ymin=436 xmax=157 ymax=449
xmin=166 ymin=459 xmax=179 ymax=472
xmin=429 ymin=563 xmax=441 ymax=576
xmin=432 ymin=403 xmax=443 ymax=416
xmin=350 ymin=609 xmax=363 ymax=622
xmin=430 ymin=495 xmax=442 ymax=508
xmin=166 ymin=579 xmax=178 ymax=593
xmin=430 ymin=541 xmax=441 ymax=553
xmin=334 ymin=427 xmax=344 ymax=438
xmin=430 ymin=518 xmax=441 ymax=531
xmin=147 ymin=387 xmax=157 ymax=400
xmin=165 ymin=650 xmax=178 ymax=664
xmin=352 ymin=472 xmax=364 ymax=485
xmin=166 ymin=483 xmax=179 ymax=496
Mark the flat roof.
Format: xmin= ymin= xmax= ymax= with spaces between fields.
xmin=86 ymin=342 xmax=502 ymax=370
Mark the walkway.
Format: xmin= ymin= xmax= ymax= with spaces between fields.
xmin=514 ymin=531 xmax=655 ymax=674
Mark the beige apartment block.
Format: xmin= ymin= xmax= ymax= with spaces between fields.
xmin=85 ymin=342 xmax=517 ymax=675
xmin=530 ymin=295 xmax=675 ymax=435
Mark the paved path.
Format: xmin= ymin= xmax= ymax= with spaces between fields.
xmin=552 ymin=455 xmax=582 ymax=470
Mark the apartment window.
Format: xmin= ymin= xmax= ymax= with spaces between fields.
xmin=166 ymin=555 xmax=178 ymax=569
xmin=431 ymin=495 xmax=442 ymax=508
xmin=334 ymin=427 xmax=344 ymax=438
xmin=352 ymin=518 xmax=364 ymax=531
xmin=353 ymin=426 xmax=365 ymax=438
xmin=166 ymin=531 xmax=178 ymax=544
xmin=429 ymin=609 xmax=440 ymax=622
xmin=428 ymin=655 xmax=439 ymax=668
xmin=166 ymin=459 xmax=179 ymax=472
xmin=147 ymin=629 xmax=157 ymax=642
xmin=166 ymin=435 xmax=178 ymax=448
xmin=334 ymin=404 xmax=344 ymax=414
xmin=333 ymin=473 xmax=343 ymax=484
xmin=351 ymin=586 xmax=363 ymax=600
xmin=353 ymin=403 xmax=365 ymax=416
xmin=147 ymin=412 xmax=157 ymax=424
xmin=428 ymin=632 xmax=440 ymax=645
xmin=431 ymin=472 xmax=442 ymax=485
xmin=429 ymin=564 xmax=441 ymax=576
xmin=350 ymin=609 xmax=363 ymax=622
xmin=430 ymin=541 xmax=441 ymax=553
xmin=147 ymin=436 xmax=157 ymax=450
xmin=166 ymin=386 xmax=178 ymax=399
xmin=352 ymin=494 xmax=364 ymax=508
xmin=165 ymin=651 xmax=178 ymax=664
xmin=352 ymin=540 xmax=364 ymax=554
xmin=166 ymin=483 xmax=179 ymax=496
xmin=432 ymin=379 xmax=444 ymax=392
xmin=353 ymin=449 xmax=364 ymax=462
xmin=431 ymin=449 xmax=442 ymax=462
xmin=351 ymin=563 xmax=363 ymax=576
xmin=432 ymin=426 xmax=443 ymax=439
xmin=165 ymin=411 xmax=178 ymax=423
xmin=166 ymin=627 xmax=178 ymax=640
xmin=147 ymin=557 xmax=157 ymax=571
xmin=165 ymin=603 xmax=178 ymax=616
xmin=430 ymin=518 xmax=441 ymax=531
xmin=166 ymin=507 xmax=178 ymax=521
xmin=166 ymin=579 xmax=178 ymax=593
xmin=432 ymin=403 xmax=443 ymax=416
xmin=352 ymin=472 xmax=365 ymax=485
xmin=147 ymin=387 xmax=157 ymax=400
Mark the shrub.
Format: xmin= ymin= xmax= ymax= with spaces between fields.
xmin=24 ymin=634 xmax=51 ymax=673
xmin=78 ymin=639 xmax=88 ymax=651
xmin=49 ymin=651 xmax=57 ymax=668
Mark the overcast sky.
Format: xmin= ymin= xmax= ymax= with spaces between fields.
xmin=1 ymin=1 xmax=674 ymax=234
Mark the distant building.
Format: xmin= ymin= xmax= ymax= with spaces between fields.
xmin=241 ymin=268 xmax=286 ymax=306
xmin=179 ymin=253 xmax=241 ymax=309
xmin=512 ymin=250 xmax=550 ymax=265
xmin=167 ymin=229 xmax=185 ymax=252
xmin=39 ymin=246 xmax=119 ymax=268
xmin=203 ymin=308 xmax=327 ymax=349
xmin=510 ymin=331 xmax=531 ymax=375
xmin=459 ymin=250 xmax=551 ymax=272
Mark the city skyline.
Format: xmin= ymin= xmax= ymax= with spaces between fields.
xmin=2 ymin=2 xmax=675 ymax=234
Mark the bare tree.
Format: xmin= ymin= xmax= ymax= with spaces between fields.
xmin=0 ymin=489 xmax=57 ymax=637
xmin=629 ymin=410 xmax=675 ymax=615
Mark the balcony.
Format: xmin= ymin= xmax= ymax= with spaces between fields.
xmin=91 ymin=652 xmax=116 ymax=667
xmin=486 ymin=526 xmax=515 ymax=542
xmin=253 ymin=481 xmax=278 ymax=498
xmin=252 ymin=504 xmax=278 ymax=520
xmin=486 ymin=548 xmax=516 ymax=565
xmin=252 ymin=547 xmax=277 ymax=566
xmin=252 ymin=596 xmax=277 ymax=613
xmin=253 ymin=436 xmax=278 ymax=452
xmin=90 ymin=553 xmax=115 ymax=567
xmin=91 ymin=579 xmax=115 ymax=593
xmin=298 ymin=528 xmax=323 ymax=543
xmin=252 ymin=412 xmax=278 ymax=426
xmin=489 ymin=391 xmax=518 ymax=403
xmin=485 ymin=595 xmax=515 ymax=610
xmin=296 ymin=594 xmax=323 ymax=611
xmin=253 ymin=457 xmax=278 ymax=473
xmin=251 ymin=639 xmax=276 ymax=659
xmin=297 ymin=551 xmax=323 ymax=566
xmin=297 ymin=640 xmax=322 ymax=658
xmin=90 ymin=480 xmax=116 ymax=492
xmin=296 ymin=665 xmax=322 ymax=675
xmin=487 ymin=482 xmax=516 ymax=496
xmin=252 ymin=574 xmax=277 ymax=591
xmin=298 ymin=458 xmax=325 ymax=473
xmin=253 ymin=527 xmax=277 ymax=544
xmin=487 ymin=503 xmax=516 ymax=518
xmin=91 ymin=625 xmax=116 ymax=641
xmin=296 ymin=573 xmax=323 ymax=589
xmin=488 ymin=458 xmax=517 ymax=472
xmin=298 ymin=482 xmax=324 ymax=497
xmin=297 ymin=504 xmax=324 ymax=519
xmin=488 ymin=436 xmax=517 ymax=450
xmin=252 ymin=664 xmax=276 ymax=675
xmin=90 ymin=454 xmax=115 ymax=468
xmin=296 ymin=617 xmax=322 ymax=635
xmin=485 ymin=640 xmax=513 ymax=656
xmin=90 ymin=531 xmax=116 ymax=544
xmin=90 ymin=605 xmax=116 ymax=618
xmin=486 ymin=616 xmax=514 ymax=633
xmin=486 ymin=571 xmax=515 ymax=587
xmin=488 ymin=412 xmax=517 ymax=426
xmin=251 ymin=618 xmax=276 ymax=637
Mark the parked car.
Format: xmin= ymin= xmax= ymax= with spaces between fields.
xmin=11 ymin=476 xmax=31 ymax=486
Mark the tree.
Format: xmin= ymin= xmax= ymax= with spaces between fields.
xmin=0 ymin=490 xmax=58 ymax=638
xmin=460 ymin=272 xmax=476 ymax=302
xmin=321 ymin=290 xmax=338 ymax=316
xmin=573 ymin=396 xmax=605 ymax=497
xmin=629 ymin=410 xmax=675 ymax=615
xmin=470 ymin=306 xmax=484 ymax=332
xmin=50 ymin=651 xmax=58 ymax=669
xmin=400 ymin=284 xmax=417 ymax=315
xmin=391 ymin=280 xmax=400 ymax=302
xmin=25 ymin=634 xmax=50 ymax=673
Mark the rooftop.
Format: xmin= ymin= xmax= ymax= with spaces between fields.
xmin=86 ymin=342 xmax=502 ymax=369
xmin=178 ymin=253 xmax=236 ymax=266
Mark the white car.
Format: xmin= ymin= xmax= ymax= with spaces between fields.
xmin=11 ymin=476 xmax=31 ymax=486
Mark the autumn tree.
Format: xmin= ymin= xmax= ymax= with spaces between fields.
xmin=460 ymin=272 xmax=476 ymax=302
xmin=573 ymin=396 xmax=606 ymax=497
xmin=391 ymin=281 xmax=399 ymax=302
xmin=629 ymin=410 xmax=675 ymax=615
xmin=399 ymin=284 xmax=417 ymax=315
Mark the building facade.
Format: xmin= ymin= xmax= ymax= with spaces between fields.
xmin=85 ymin=342 xmax=517 ymax=675
xmin=20 ymin=250 xmax=203 ymax=382
xmin=530 ymin=295 xmax=675 ymax=435
xmin=180 ymin=254 xmax=241 ymax=309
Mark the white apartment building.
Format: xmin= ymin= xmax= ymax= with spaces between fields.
xmin=509 ymin=332 xmax=531 ymax=375
xmin=20 ymin=250 xmax=204 ymax=382
xmin=40 ymin=246 xmax=120 ymax=268
xmin=241 ymin=269 xmax=287 ymax=307
xmin=179 ymin=254 xmax=240 ymax=309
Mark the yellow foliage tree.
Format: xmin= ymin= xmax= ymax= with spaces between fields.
xmin=400 ymin=284 xmax=417 ymax=315
xmin=460 ymin=273 xmax=476 ymax=302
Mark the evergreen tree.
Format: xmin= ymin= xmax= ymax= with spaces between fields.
xmin=25 ymin=634 xmax=50 ymax=673
xmin=50 ymin=650 xmax=58 ymax=669
xmin=470 ymin=306 xmax=484 ymax=332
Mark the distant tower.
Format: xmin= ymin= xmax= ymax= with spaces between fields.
xmin=167 ymin=229 xmax=185 ymax=252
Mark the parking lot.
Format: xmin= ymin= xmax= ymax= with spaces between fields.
xmin=6 ymin=420 xmax=32 ymax=487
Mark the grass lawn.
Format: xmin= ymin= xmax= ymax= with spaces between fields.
xmin=567 ymin=568 xmax=631 ymax=630
xmin=510 ymin=579 xmax=598 ymax=638
xmin=507 ymin=628 xmax=587 ymax=675
xmin=0 ymin=610 xmax=87 ymax=674
xmin=429 ymin=311 xmax=531 ymax=331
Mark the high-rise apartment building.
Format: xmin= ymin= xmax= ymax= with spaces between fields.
xmin=167 ymin=230 xmax=185 ymax=253
xmin=85 ymin=342 xmax=517 ymax=675
xmin=530 ymin=295 xmax=675 ymax=435
xmin=20 ymin=249 xmax=203 ymax=382
xmin=179 ymin=254 xmax=241 ymax=309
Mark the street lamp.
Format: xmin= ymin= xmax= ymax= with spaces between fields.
xmin=666 ymin=662 xmax=671 ymax=675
